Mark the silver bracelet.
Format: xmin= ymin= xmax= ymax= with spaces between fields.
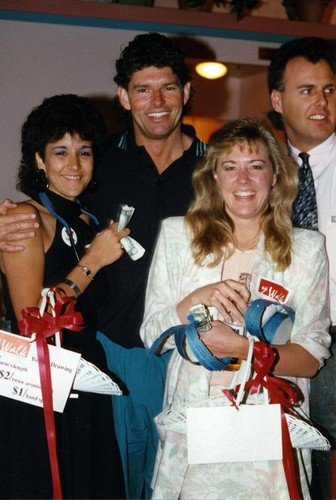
xmin=62 ymin=278 xmax=81 ymax=298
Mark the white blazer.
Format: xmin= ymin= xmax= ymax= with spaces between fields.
xmin=140 ymin=216 xmax=331 ymax=499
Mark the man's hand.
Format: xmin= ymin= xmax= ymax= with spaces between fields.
xmin=0 ymin=199 xmax=39 ymax=252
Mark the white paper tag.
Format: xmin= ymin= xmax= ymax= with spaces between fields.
xmin=0 ymin=329 xmax=81 ymax=412
xmin=187 ymin=404 xmax=282 ymax=464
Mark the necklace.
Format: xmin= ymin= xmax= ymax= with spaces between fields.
xmin=38 ymin=191 xmax=100 ymax=261
xmin=235 ymin=232 xmax=260 ymax=252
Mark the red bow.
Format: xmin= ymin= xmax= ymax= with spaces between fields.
xmin=19 ymin=293 xmax=84 ymax=341
xmin=18 ymin=291 xmax=84 ymax=500
xmin=247 ymin=342 xmax=304 ymax=413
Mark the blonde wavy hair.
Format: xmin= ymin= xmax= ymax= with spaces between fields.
xmin=185 ymin=116 xmax=298 ymax=271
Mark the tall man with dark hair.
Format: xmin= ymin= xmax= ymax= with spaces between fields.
xmin=0 ymin=33 xmax=205 ymax=499
xmin=268 ymin=36 xmax=336 ymax=500
xmin=84 ymin=32 xmax=206 ymax=499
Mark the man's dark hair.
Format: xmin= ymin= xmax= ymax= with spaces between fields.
xmin=18 ymin=94 xmax=108 ymax=196
xmin=267 ymin=37 xmax=336 ymax=130
xmin=114 ymin=32 xmax=191 ymax=89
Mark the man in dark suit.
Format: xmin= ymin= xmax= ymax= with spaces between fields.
xmin=268 ymin=36 xmax=336 ymax=500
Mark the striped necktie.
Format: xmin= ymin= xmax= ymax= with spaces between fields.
xmin=292 ymin=152 xmax=318 ymax=230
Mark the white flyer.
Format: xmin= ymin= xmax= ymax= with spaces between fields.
xmin=0 ymin=329 xmax=81 ymax=412
xmin=187 ymin=404 xmax=282 ymax=464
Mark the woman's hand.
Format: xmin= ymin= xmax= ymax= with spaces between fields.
xmin=83 ymin=222 xmax=130 ymax=272
xmin=60 ymin=222 xmax=131 ymax=300
xmin=200 ymin=320 xmax=249 ymax=360
xmin=177 ymin=279 xmax=250 ymax=325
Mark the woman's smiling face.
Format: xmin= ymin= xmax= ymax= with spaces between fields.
xmin=214 ymin=140 xmax=276 ymax=224
xmin=36 ymin=132 xmax=93 ymax=201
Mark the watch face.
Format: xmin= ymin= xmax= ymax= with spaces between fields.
xmin=62 ymin=227 xmax=78 ymax=247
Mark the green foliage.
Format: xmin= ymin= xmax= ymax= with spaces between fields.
xmin=182 ymin=0 xmax=259 ymax=20
xmin=223 ymin=0 xmax=259 ymax=21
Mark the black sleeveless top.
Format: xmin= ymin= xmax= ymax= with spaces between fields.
xmin=3 ymin=190 xmax=108 ymax=354
xmin=0 ymin=190 xmax=125 ymax=499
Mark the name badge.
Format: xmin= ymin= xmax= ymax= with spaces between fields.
xmin=257 ymin=277 xmax=290 ymax=304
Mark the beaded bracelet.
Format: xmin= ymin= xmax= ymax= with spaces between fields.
xmin=77 ymin=263 xmax=94 ymax=281
xmin=62 ymin=278 xmax=81 ymax=298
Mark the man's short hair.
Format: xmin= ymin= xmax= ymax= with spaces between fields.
xmin=267 ymin=37 xmax=336 ymax=130
xmin=268 ymin=37 xmax=336 ymax=94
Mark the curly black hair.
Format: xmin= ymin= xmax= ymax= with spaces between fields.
xmin=17 ymin=94 xmax=108 ymax=196
xmin=114 ymin=32 xmax=191 ymax=89
xmin=267 ymin=37 xmax=336 ymax=130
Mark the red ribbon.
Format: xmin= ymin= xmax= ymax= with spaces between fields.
xmin=221 ymin=388 xmax=239 ymax=410
xmin=331 ymin=450 xmax=336 ymax=500
xmin=18 ymin=291 xmax=84 ymax=500
xmin=247 ymin=342 xmax=304 ymax=414
xmin=250 ymin=342 xmax=303 ymax=499
xmin=224 ymin=342 xmax=303 ymax=500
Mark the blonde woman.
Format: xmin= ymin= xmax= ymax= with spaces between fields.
xmin=140 ymin=117 xmax=331 ymax=499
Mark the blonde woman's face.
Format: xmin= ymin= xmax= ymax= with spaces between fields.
xmin=213 ymin=140 xmax=276 ymax=224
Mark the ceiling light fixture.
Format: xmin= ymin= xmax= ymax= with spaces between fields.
xmin=195 ymin=61 xmax=228 ymax=80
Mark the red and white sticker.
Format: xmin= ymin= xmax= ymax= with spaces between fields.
xmin=257 ymin=277 xmax=290 ymax=304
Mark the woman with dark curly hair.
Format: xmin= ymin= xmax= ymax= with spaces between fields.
xmin=0 ymin=94 xmax=128 ymax=499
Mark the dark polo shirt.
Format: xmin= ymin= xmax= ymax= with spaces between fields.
xmin=84 ymin=125 xmax=206 ymax=347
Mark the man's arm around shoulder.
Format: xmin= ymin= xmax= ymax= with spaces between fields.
xmin=0 ymin=199 xmax=39 ymax=252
